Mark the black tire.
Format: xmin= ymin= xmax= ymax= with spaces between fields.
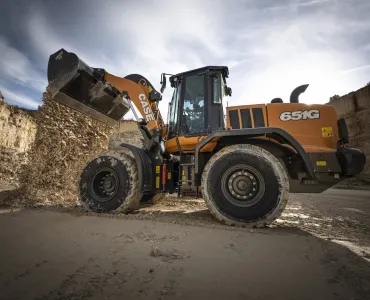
xmin=201 ymin=144 xmax=289 ymax=227
xmin=79 ymin=150 xmax=142 ymax=213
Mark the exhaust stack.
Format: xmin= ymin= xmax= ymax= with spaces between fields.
xmin=290 ymin=84 xmax=309 ymax=103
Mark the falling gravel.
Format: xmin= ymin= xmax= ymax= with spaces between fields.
xmin=18 ymin=90 xmax=114 ymax=206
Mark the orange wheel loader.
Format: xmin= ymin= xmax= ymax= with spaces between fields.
xmin=47 ymin=48 xmax=366 ymax=227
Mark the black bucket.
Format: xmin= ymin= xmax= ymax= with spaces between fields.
xmin=47 ymin=49 xmax=130 ymax=126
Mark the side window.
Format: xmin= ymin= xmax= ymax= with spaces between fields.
xmin=169 ymin=83 xmax=181 ymax=135
xmin=182 ymin=74 xmax=205 ymax=133
xmin=212 ymin=73 xmax=222 ymax=104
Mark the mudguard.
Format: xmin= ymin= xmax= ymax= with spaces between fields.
xmin=119 ymin=143 xmax=153 ymax=192
xmin=194 ymin=127 xmax=317 ymax=180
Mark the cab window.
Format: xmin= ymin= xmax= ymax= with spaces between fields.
xmin=182 ymin=74 xmax=205 ymax=134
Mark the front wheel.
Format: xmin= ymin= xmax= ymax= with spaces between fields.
xmin=201 ymin=144 xmax=289 ymax=227
xmin=79 ymin=150 xmax=142 ymax=213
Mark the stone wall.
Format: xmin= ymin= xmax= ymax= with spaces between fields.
xmin=328 ymin=85 xmax=370 ymax=184
xmin=0 ymin=101 xmax=37 ymax=153
xmin=108 ymin=120 xmax=143 ymax=150
xmin=0 ymin=100 xmax=37 ymax=190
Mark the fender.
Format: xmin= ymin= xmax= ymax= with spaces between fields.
xmin=119 ymin=143 xmax=153 ymax=192
xmin=194 ymin=127 xmax=316 ymax=180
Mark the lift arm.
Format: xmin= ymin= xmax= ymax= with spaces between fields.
xmin=103 ymin=72 xmax=164 ymax=130
xmin=47 ymin=48 xmax=164 ymax=131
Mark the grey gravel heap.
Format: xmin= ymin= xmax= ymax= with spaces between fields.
xmin=19 ymin=89 xmax=113 ymax=206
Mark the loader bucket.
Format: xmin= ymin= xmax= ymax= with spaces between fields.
xmin=47 ymin=48 xmax=130 ymax=126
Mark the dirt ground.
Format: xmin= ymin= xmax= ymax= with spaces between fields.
xmin=1 ymin=189 xmax=370 ymax=300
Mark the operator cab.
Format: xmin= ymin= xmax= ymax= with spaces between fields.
xmin=163 ymin=66 xmax=231 ymax=139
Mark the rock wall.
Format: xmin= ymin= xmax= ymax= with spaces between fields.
xmin=0 ymin=101 xmax=37 ymax=153
xmin=328 ymin=85 xmax=370 ymax=184
xmin=0 ymin=100 xmax=37 ymax=190
xmin=108 ymin=120 xmax=143 ymax=150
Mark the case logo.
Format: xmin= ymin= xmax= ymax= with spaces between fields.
xmin=139 ymin=94 xmax=155 ymax=121
xmin=280 ymin=110 xmax=320 ymax=121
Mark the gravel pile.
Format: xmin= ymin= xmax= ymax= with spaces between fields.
xmin=18 ymin=90 xmax=114 ymax=206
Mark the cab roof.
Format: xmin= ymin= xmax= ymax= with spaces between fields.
xmin=169 ymin=66 xmax=229 ymax=87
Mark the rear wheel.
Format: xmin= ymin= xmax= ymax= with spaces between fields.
xmin=201 ymin=144 xmax=289 ymax=227
xmin=79 ymin=150 xmax=142 ymax=213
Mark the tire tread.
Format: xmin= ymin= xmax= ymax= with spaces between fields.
xmin=79 ymin=149 xmax=142 ymax=214
xmin=201 ymin=144 xmax=289 ymax=227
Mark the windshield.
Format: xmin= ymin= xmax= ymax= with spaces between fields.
xmin=182 ymin=74 xmax=205 ymax=134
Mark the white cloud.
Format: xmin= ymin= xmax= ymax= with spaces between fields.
xmin=0 ymin=37 xmax=47 ymax=92
xmin=0 ymin=87 xmax=40 ymax=109
xmin=342 ymin=64 xmax=370 ymax=74
xmin=23 ymin=0 xmax=227 ymax=120
xmin=265 ymin=0 xmax=332 ymax=11
xmin=2 ymin=0 xmax=368 ymax=120
xmin=224 ymin=1 xmax=370 ymax=105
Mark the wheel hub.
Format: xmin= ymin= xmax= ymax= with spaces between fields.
xmin=221 ymin=164 xmax=265 ymax=207
xmin=102 ymin=175 xmax=115 ymax=192
xmin=92 ymin=168 xmax=119 ymax=202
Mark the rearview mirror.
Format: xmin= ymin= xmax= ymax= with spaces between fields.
xmin=225 ymin=86 xmax=232 ymax=96
xmin=160 ymin=73 xmax=167 ymax=93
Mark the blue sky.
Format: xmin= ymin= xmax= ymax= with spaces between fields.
xmin=0 ymin=0 xmax=369 ymax=120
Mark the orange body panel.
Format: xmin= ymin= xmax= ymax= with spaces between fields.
xmin=267 ymin=103 xmax=339 ymax=152
xmin=166 ymin=103 xmax=339 ymax=154
xmin=226 ymin=103 xmax=339 ymax=153
xmin=166 ymin=136 xmax=219 ymax=153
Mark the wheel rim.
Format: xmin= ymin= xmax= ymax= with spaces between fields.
xmin=221 ymin=164 xmax=265 ymax=207
xmin=91 ymin=167 xmax=120 ymax=202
